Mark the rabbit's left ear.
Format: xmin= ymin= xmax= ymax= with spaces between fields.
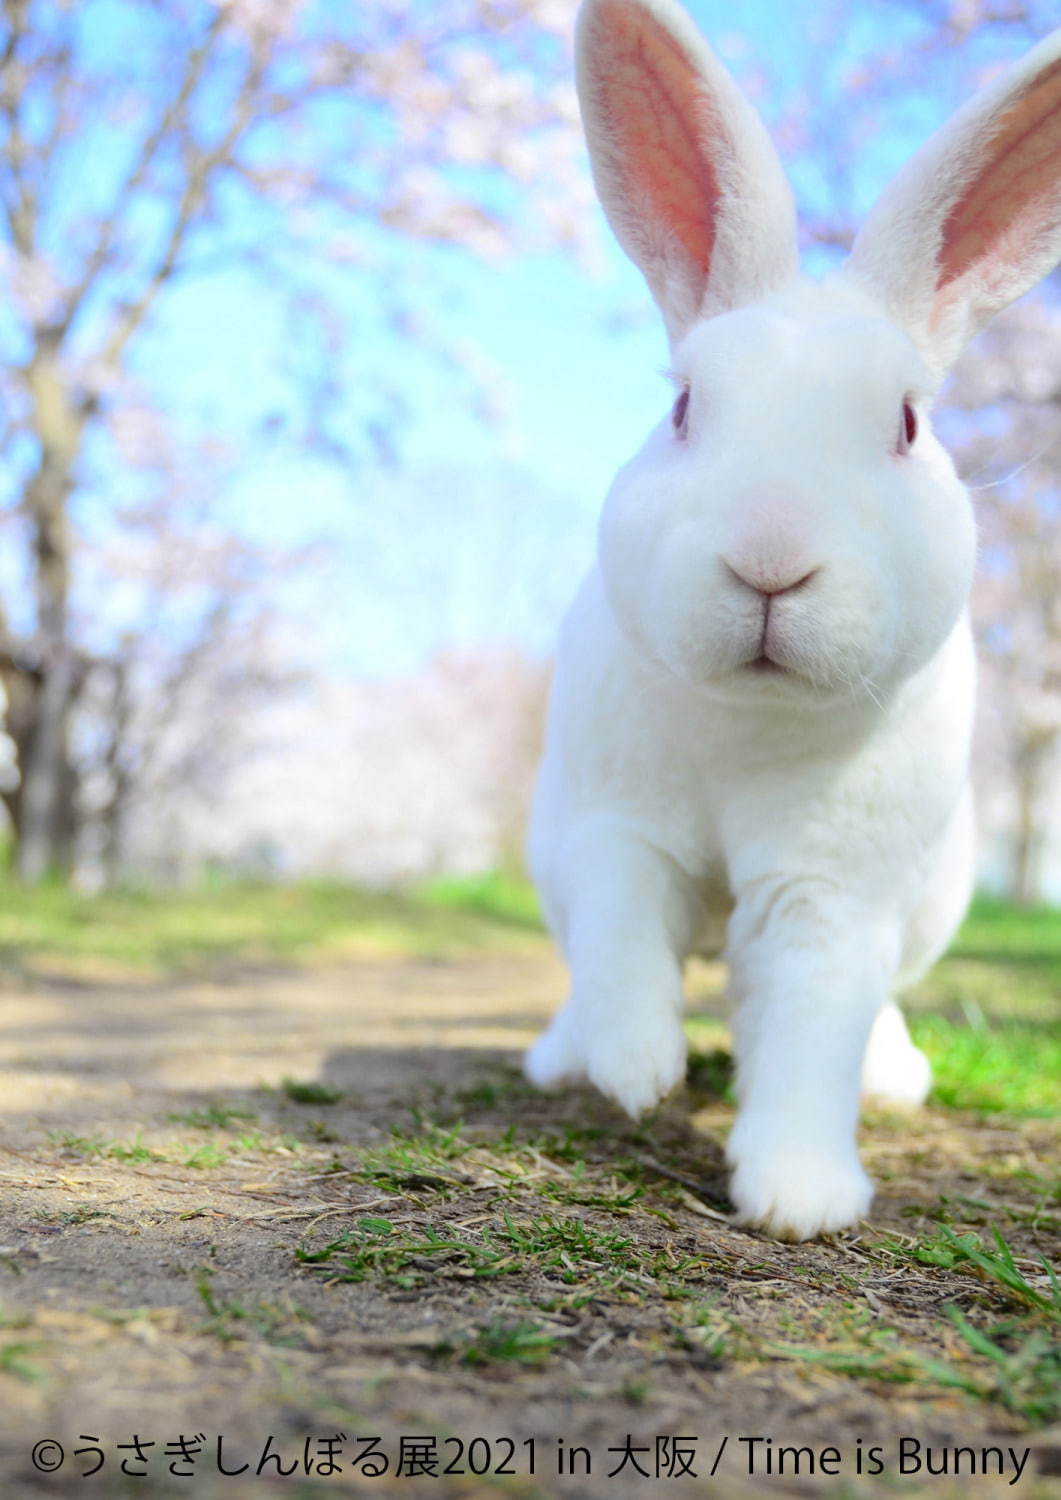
xmin=848 ymin=30 xmax=1061 ymax=375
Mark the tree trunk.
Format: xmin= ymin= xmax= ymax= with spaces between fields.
xmin=101 ymin=658 xmax=133 ymax=885
xmin=13 ymin=350 xmax=82 ymax=880
xmin=15 ymin=649 xmax=75 ymax=880
xmin=0 ymin=650 xmax=42 ymax=849
xmin=1011 ymin=731 xmax=1052 ymax=907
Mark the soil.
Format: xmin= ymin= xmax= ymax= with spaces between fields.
xmin=0 ymin=948 xmax=1055 ymax=1499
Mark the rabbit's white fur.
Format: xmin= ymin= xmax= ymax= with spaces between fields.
xmin=525 ymin=0 xmax=1061 ymax=1240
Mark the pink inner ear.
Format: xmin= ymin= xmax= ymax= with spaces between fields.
xmin=938 ymin=57 xmax=1061 ymax=294
xmin=591 ymin=0 xmax=721 ymax=277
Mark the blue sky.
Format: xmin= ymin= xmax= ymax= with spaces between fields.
xmin=83 ymin=0 xmax=1041 ymax=677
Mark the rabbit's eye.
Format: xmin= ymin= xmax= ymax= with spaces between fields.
xmin=897 ymin=399 xmax=918 ymax=454
xmin=672 ymin=386 xmax=690 ymax=439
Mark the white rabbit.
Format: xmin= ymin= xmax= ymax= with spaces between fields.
xmin=524 ymin=0 xmax=1061 ymax=1240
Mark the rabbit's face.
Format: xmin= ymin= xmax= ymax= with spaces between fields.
xmin=597 ymin=281 xmax=977 ymax=704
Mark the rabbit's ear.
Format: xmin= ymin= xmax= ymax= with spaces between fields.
xmin=577 ymin=0 xmax=798 ymax=344
xmin=848 ymin=30 xmax=1061 ymax=374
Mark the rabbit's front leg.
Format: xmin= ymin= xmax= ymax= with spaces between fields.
xmin=525 ymin=823 xmax=699 ymax=1119
xmin=723 ymin=882 xmax=897 ymax=1240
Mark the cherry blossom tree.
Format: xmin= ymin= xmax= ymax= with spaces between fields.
xmin=0 ymin=0 xmax=585 ymax=879
xmin=939 ymin=290 xmax=1061 ymax=903
xmin=168 ymin=644 xmax=550 ymax=884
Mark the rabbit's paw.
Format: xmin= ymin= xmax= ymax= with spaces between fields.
xmin=727 ymin=1131 xmax=874 ymax=1241
xmin=584 ymin=1019 xmax=687 ymax=1119
xmin=524 ymin=1007 xmax=585 ymax=1090
xmin=861 ymin=1009 xmax=932 ymax=1108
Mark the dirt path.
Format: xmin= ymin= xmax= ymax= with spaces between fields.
xmin=0 ymin=950 xmax=1055 ymax=1498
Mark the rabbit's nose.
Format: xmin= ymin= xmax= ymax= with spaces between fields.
xmin=723 ymin=560 xmax=819 ymax=600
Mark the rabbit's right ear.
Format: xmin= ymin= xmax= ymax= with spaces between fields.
xmin=576 ymin=0 xmax=798 ymax=345
xmin=848 ymin=29 xmax=1061 ymax=375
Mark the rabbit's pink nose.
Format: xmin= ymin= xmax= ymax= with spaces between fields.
xmin=724 ymin=560 xmax=819 ymax=599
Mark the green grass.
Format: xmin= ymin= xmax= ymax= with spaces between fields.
xmin=851 ymin=1222 xmax=1061 ymax=1425
xmin=47 ymin=1131 xmax=168 ymax=1165
xmin=43 ymin=1205 xmax=114 ymax=1227
xmin=773 ymin=1326 xmax=1056 ymax=1424
xmin=908 ymin=895 xmax=1061 ymax=1118
xmin=419 ymin=868 xmax=542 ymax=929
xmin=48 ymin=1122 xmax=310 ymax=1172
xmin=168 ymin=1103 xmax=259 ymax=1129
xmin=0 ymin=870 xmax=545 ymax=979
xmin=281 ymin=1078 xmax=344 ymax=1106
xmin=295 ymin=1218 xmax=512 ymax=1289
xmin=328 ymin=1113 xmax=673 ymax=1214
xmin=891 ymin=1223 xmax=1060 ymax=1320
xmin=912 ymin=1015 xmax=1059 ymax=1117
xmin=194 ymin=1270 xmax=310 ymax=1348
xmin=949 ymin=894 xmax=1061 ymax=963
xmin=297 ymin=1208 xmax=711 ymax=1307
xmin=441 ymin=1319 xmax=560 ymax=1367
xmin=0 ymin=1340 xmax=45 ymax=1382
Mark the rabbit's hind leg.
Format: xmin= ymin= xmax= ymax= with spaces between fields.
xmin=861 ymin=1002 xmax=932 ymax=1108
xmin=860 ymin=791 xmax=975 ymax=1110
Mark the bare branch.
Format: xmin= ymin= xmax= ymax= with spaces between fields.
xmin=0 ymin=0 xmax=36 ymax=253
xmin=59 ymin=10 xmax=228 ymax=338
xmin=94 ymin=41 xmax=273 ymax=374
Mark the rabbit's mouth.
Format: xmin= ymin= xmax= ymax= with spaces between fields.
xmin=746 ymin=655 xmax=788 ymax=675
